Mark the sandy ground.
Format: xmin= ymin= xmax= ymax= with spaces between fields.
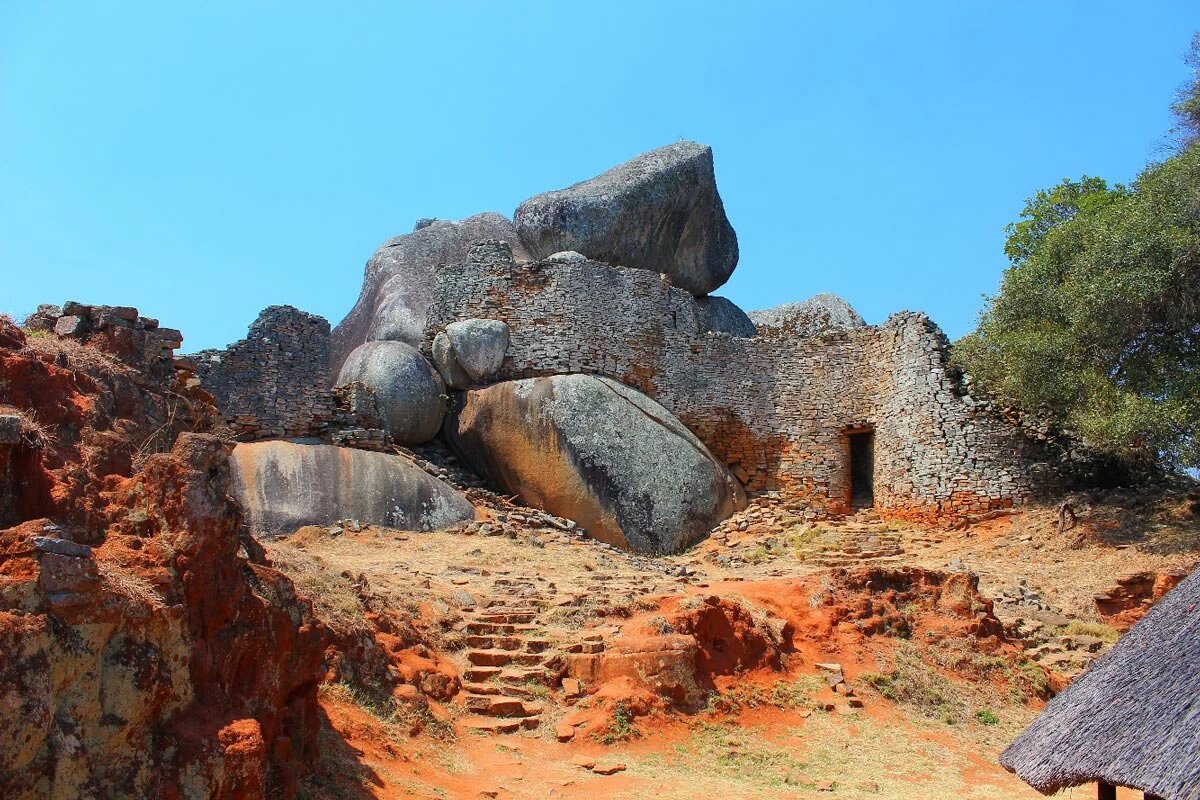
xmin=278 ymin=495 xmax=1198 ymax=800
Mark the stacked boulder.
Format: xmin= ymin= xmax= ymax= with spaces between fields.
xmin=325 ymin=142 xmax=753 ymax=553
xmin=445 ymin=375 xmax=745 ymax=554
xmin=514 ymin=141 xmax=739 ymax=296
xmin=431 ymin=318 xmax=511 ymax=389
xmin=330 ymin=213 xmax=530 ymax=376
xmin=195 ymin=141 xmax=755 ymax=553
xmin=336 ymin=340 xmax=446 ymax=444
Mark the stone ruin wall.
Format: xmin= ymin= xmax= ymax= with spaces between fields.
xmin=424 ymin=242 xmax=1073 ymax=521
xmin=191 ymin=305 xmax=334 ymax=440
xmin=189 ymin=306 xmax=394 ymax=450
xmin=183 ymin=244 xmax=1079 ymax=521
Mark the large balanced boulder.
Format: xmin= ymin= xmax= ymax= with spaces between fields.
xmin=230 ymin=440 xmax=475 ymax=535
xmin=748 ymin=293 xmax=866 ymax=336
xmin=330 ymin=213 xmax=531 ymax=376
xmin=514 ymin=142 xmax=739 ymax=296
xmin=445 ymin=374 xmax=746 ymax=554
xmin=336 ymin=340 xmax=445 ymax=444
xmin=431 ymin=318 xmax=510 ymax=389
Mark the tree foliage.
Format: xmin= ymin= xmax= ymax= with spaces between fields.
xmin=954 ymin=146 xmax=1200 ymax=469
xmin=1171 ymin=32 xmax=1200 ymax=148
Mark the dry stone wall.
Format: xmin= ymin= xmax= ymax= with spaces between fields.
xmin=424 ymin=241 xmax=1077 ymax=521
xmin=191 ymin=305 xmax=334 ymax=440
xmin=189 ymin=306 xmax=398 ymax=449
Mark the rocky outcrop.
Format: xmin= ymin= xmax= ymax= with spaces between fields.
xmin=335 ymin=340 xmax=445 ymax=444
xmin=0 ymin=313 xmax=333 ymax=799
xmin=565 ymin=594 xmax=789 ymax=707
xmin=330 ymin=213 xmax=530 ymax=376
xmin=514 ymin=142 xmax=739 ymax=296
xmin=696 ymin=296 xmax=756 ymax=338
xmin=748 ymin=293 xmax=866 ymax=336
xmin=0 ymin=435 xmax=328 ymax=799
xmin=431 ymin=318 xmax=510 ymax=389
xmin=229 ymin=440 xmax=475 ymax=536
xmin=445 ymin=374 xmax=745 ymax=554
xmin=1093 ymin=570 xmax=1187 ymax=631
xmin=0 ymin=310 xmax=216 ymax=534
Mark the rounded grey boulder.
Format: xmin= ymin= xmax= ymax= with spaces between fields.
xmin=431 ymin=318 xmax=510 ymax=389
xmin=445 ymin=374 xmax=746 ymax=554
xmin=329 ymin=212 xmax=530 ymax=377
xmin=748 ymin=294 xmax=867 ymax=336
xmin=230 ymin=440 xmax=475 ymax=536
xmin=514 ymin=142 xmax=739 ymax=296
xmin=336 ymin=340 xmax=445 ymax=444
xmin=431 ymin=333 xmax=472 ymax=390
xmin=696 ymin=296 xmax=756 ymax=338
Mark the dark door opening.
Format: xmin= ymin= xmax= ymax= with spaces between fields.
xmin=849 ymin=430 xmax=874 ymax=507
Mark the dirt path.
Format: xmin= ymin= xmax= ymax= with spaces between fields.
xmin=277 ymin=495 xmax=1198 ymax=800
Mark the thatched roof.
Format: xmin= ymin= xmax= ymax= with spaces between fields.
xmin=1000 ymin=566 xmax=1200 ymax=798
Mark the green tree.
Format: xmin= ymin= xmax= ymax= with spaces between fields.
xmin=1171 ymin=32 xmax=1200 ymax=148
xmin=954 ymin=146 xmax=1200 ymax=469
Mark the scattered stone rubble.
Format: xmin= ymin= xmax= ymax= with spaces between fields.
xmin=26 ymin=300 xmax=183 ymax=386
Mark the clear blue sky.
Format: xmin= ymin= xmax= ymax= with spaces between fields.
xmin=1 ymin=2 xmax=1195 ymax=351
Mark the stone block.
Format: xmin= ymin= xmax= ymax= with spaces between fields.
xmin=54 ymin=315 xmax=88 ymax=337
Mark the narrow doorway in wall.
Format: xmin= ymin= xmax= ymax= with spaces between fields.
xmin=848 ymin=430 xmax=874 ymax=507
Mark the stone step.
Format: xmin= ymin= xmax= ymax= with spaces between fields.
xmin=511 ymin=653 xmax=548 ymax=667
xmin=467 ymin=649 xmax=514 ymax=667
xmin=466 ymin=622 xmax=518 ymax=636
xmin=459 ymin=716 xmax=523 ymax=735
xmin=462 ymin=682 xmax=502 ymax=696
xmin=484 ymin=597 xmax=538 ymax=606
xmin=502 ymin=684 xmax=547 ymax=701
xmin=525 ymin=639 xmax=552 ymax=654
xmin=475 ymin=611 xmax=538 ymax=624
xmin=463 ymin=681 xmax=545 ymax=701
xmin=465 ymin=635 xmax=524 ymax=651
xmin=463 ymin=666 xmax=502 ymax=682
xmin=463 ymin=694 xmax=544 ymax=717
xmin=500 ymin=667 xmax=550 ymax=685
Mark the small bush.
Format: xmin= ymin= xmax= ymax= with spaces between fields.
xmin=974 ymin=708 xmax=1000 ymax=726
xmin=1064 ymin=620 xmax=1120 ymax=642
xmin=598 ymin=701 xmax=641 ymax=745
xmin=1008 ymin=659 xmax=1052 ymax=700
xmin=17 ymin=410 xmax=57 ymax=449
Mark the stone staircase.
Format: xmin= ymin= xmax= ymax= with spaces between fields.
xmin=793 ymin=523 xmax=908 ymax=568
xmin=456 ymin=582 xmax=562 ymax=734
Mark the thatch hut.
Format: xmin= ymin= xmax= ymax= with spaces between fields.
xmin=1000 ymin=567 xmax=1200 ymax=800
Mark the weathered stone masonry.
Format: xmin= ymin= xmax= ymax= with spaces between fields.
xmin=423 ymin=241 xmax=1077 ymax=521
xmin=191 ymin=305 xmax=334 ymax=440
xmin=189 ymin=305 xmax=394 ymax=450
